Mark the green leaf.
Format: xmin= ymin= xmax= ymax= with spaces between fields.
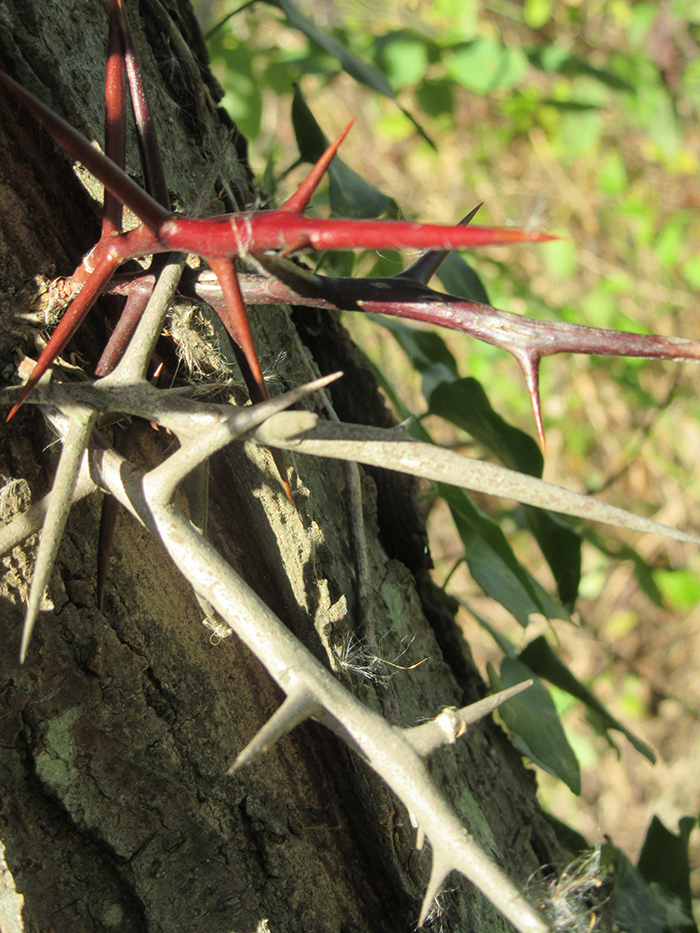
xmin=606 ymin=841 xmax=697 ymax=933
xmin=436 ymin=251 xmax=491 ymax=304
xmin=489 ymin=657 xmax=581 ymax=794
xmin=207 ymin=36 xmax=263 ymax=140
xmin=369 ymin=250 xmax=404 ymax=278
xmin=259 ymin=149 xmax=278 ymax=202
xmin=542 ymin=98 xmax=603 ymax=111
xmin=328 ymin=157 xmax=396 ymax=218
xmin=270 ymin=0 xmax=435 ymax=147
xmin=429 ymin=379 xmax=581 ymax=607
xmin=415 ymin=78 xmax=455 ymax=119
xmin=376 ymin=33 xmax=430 ymax=89
xmin=518 ymin=635 xmax=655 ymax=762
xmin=432 ymin=0 xmax=480 ymax=43
xmin=441 ymin=484 xmax=552 ymax=626
xmin=372 ymin=315 xmax=458 ymax=398
xmin=523 ymin=0 xmax=552 ymax=28
xmin=429 ymin=377 xmax=543 ymax=472
xmin=366 ymin=327 xmax=453 ymax=423
xmin=291 ymin=86 xmax=395 ymax=218
xmin=315 ymin=249 xmax=356 ymax=277
xmin=654 ymin=568 xmax=700 ymax=611
xmin=445 ymin=39 xmax=529 ymax=94
xmin=290 ymin=83 xmax=327 ymax=161
xmin=528 ymin=47 xmax=634 ymax=91
xmin=275 ymin=0 xmax=395 ymax=95
xmin=514 ymin=506 xmax=581 ymax=609
xmin=638 ymin=816 xmax=698 ymax=929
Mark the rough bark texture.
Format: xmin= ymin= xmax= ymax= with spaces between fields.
xmin=0 ymin=1 xmax=562 ymax=931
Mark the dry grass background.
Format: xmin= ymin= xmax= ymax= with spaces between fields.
xmin=200 ymin=0 xmax=700 ymax=907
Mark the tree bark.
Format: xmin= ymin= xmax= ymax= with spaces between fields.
xmin=0 ymin=1 xmax=561 ymax=931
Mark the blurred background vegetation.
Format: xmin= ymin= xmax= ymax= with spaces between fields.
xmin=192 ymin=0 xmax=700 ymax=921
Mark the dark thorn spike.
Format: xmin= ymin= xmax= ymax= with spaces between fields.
xmin=192 ymin=269 xmax=700 ymax=382
xmin=397 ymin=205 xmax=482 ymax=285
xmin=97 ymin=491 xmax=119 ymax=611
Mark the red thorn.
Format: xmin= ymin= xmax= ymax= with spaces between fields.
xmin=279 ymin=236 xmax=309 ymax=259
xmin=276 ymin=461 xmax=294 ymax=504
xmin=6 ymin=254 xmax=118 ymax=419
xmin=281 ymin=120 xmax=355 ymax=214
xmin=116 ymin=0 xmax=169 ymax=208
xmin=7 ymin=395 xmax=26 ymax=423
xmin=205 ymin=260 xmax=295 ymax=501
xmin=398 ymin=204 xmax=483 ymax=285
xmin=102 ymin=0 xmax=127 ymax=236
xmin=515 ymin=350 xmax=545 ymax=450
xmin=206 ymin=257 xmax=267 ymax=400
xmin=95 ymin=274 xmax=155 ymax=377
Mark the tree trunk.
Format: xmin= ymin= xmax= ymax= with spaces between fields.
xmin=0 ymin=1 xmax=561 ymax=931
